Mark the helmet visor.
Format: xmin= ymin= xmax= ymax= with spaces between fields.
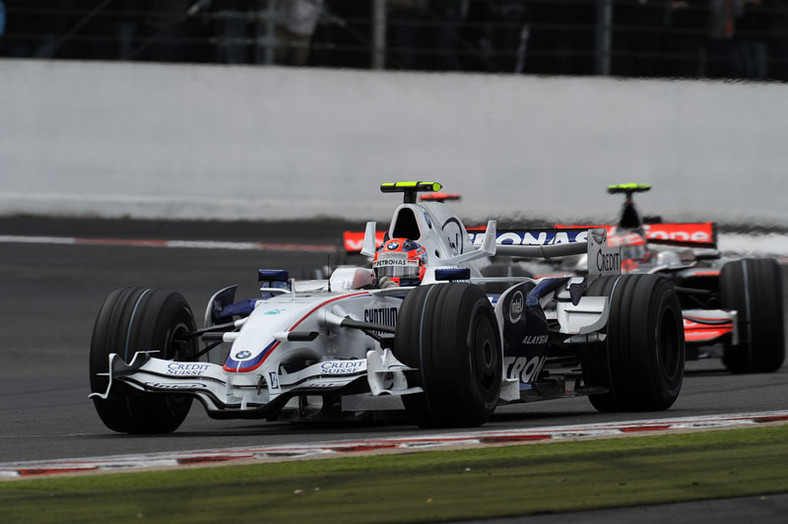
xmin=373 ymin=253 xmax=421 ymax=279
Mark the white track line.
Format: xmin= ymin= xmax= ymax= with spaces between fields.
xmin=0 ymin=235 xmax=335 ymax=253
xmin=1 ymin=411 xmax=786 ymax=480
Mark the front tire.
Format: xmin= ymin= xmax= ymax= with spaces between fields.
xmin=90 ymin=287 xmax=198 ymax=434
xmin=583 ymin=274 xmax=685 ymax=412
xmin=394 ymin=284 xmax=502 ymax=428
xmin=721 ymin=258 xmax=785 ymax=373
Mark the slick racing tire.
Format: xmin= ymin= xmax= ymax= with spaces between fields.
xmin=90 ymin=287 xmax=198 ymax=434
xmin=720 ymin=258 xmax=785 ymax=374
xmin=582 ymin=274 xmax=685 ymax=412
xmin=394 ymin=283 xmax=502 ymax=428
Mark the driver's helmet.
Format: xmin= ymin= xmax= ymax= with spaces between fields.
xmin=609 ymin=231 xmax=651 ymax=272
xmin=372 ymin=238 xmax=427 ymax=287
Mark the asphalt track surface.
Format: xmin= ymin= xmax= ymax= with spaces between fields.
xmin=1 ymin=218 xmax=787 ymax=520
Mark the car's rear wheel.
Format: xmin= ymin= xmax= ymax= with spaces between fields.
xmin=582 ymin=274 xmax=685 ymax=412
xmin=394 ymin=283 xmax=502 ymax=428
xmin=721 ymin=258 xmax=785 ymax=373
xmin=90 ymin=287 xmax=198 ymax=434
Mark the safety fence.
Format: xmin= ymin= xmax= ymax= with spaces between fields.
xmin=1 ymin=1 xmax=787 ymax=81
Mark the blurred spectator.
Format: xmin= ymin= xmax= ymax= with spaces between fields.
xmin=706 ymin=0 xmax=743 ymax=77
xmin=129 ymin=0 xmax=191 ymax=62
xmin=524 ymin=1 xmax=569 ymax=74
xmin=63 ymin=0 xmax=115 ymax=60
xmin=428 ymin=0 xmax=467 ymax=70
xmin=526 ymin=1 xmax=594 ymax=75
xmin=614 ymin=0 xmax=670 ymax=77
xmin=0 ymin=0 xmax=5 ymax=56
xmin=3 ymin=0 xmax=71 ymax=58
xmin=772 ymin=0 xmax=788 ymax=79
xmin=3 ymin=0 xmax=788 ymax=80
xmin=275 ymin=0 xmax=324 ymax=65
xmin=387 ymin=0 xmax=426 ymax=69
xmin=484 ymin=0 xmax=529 ymax=73
xmin=116 ymin=0 xmax=141 ymax=59
xmin=665 ymin=1 xmax=708 ymax=77
xmin=212 ymin=0 xmax=253 ymax=64
xmin=735 ymin=0 xmax=769 ymax=78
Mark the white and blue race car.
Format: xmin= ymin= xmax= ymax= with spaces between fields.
xmin=90 ymin=182 xmax=685 ymax=433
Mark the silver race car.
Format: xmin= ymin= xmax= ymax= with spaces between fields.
xmin=564 ymin=184 xmax=784 ymax=374
xmin=90 ymin=182 xmax=685 ymax=433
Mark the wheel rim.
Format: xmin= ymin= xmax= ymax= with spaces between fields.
xmin=471 ymin=315 xmax=498 ymax=392
xmin=658 ymin=308 xmax=681 ymax=380
xmin=163 ymin=317 xmax=196 ymax=411
xmin=167 ymin=318 xmax=195 ymax=360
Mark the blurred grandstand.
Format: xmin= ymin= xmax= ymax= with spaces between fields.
xmin=1 ymin=1 xmax=786 ymax=81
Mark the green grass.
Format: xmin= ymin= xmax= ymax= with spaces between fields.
xmin=2 ymin=425 xmax=787 ymax=523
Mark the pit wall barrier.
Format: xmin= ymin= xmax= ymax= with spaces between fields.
xmin=2 ymin=59 xmax=786 ymax=225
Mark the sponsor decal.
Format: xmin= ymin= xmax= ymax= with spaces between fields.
xmin=268 ymin=372 xmax=280 ymax=390
xmin=386 ymin=241 xmax=400 ymax=250
xmin=304 ymin=382 xmax=343 ymax=388
xmin=501 ymin=281 xmax=548 ymax=361
xmin=442 ymin=217 xmax=465 ymax=254
xmin=522 ymin=334 xmax=549 ymax=345
xmin=508 ymin=291 xmax=524 ymax=324
xmin=374 ymin=255 xmax=417 ymax=267
xmin=234 ymin=350 xmax=252 ymax=359
xmin=607 ymin=232 xmax=645 ymax=247
xmin=644 ymin=223 xmax=713 ymax=244
xmin=504 ymin=355 xmax=546 ymax=383
xmin=264 ymin=309 xmax=285 ymax=315
xmin=146 ymin=382 xmax=207 ymax=389
xmin=556 ymin=223 xmax=716 ymax=247
xmin=166 ymin=363 xmax=210 ymax=376
xmin=470 ymin=230 xmax=588 ymax=247
xmin=596 ymin=250 xmax=621 ymax=273
xmin=364 ymin=307 xmax=398 ymax=328
xmin=320 ymin=360 xmax=366 ymax=375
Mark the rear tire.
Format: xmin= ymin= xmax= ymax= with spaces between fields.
xmin=90 ymin=287 xmax=198 ymax=434
xmin=583 ymin=274 xmax=685 ymax=412
xmin=394 ymin=284 xmax=502 ymax=427
xmin=721 ymin=258 xmax=785 ymax=373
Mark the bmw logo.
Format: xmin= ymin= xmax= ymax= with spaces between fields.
xmin=235 ymin=350 xmax=252 ymax=360
xmin=386 ymin=241 xmax=400 ymax=250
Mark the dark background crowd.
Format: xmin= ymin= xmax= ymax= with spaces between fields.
xmin=1 ymin=1 xmax=787 ymax=81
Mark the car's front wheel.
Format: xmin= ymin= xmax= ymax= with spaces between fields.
xmin=89 ymin=287 xmax=198 ymax=434
xmin=394 ymin=283 xmax=502 ymax=428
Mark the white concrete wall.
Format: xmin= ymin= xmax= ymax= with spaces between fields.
xmin=1 ymin=59 xmax=787 ymax=225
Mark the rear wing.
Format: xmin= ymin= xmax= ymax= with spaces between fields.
xmin=343 ymin=226 xmax=615 ymax=254
xmin=468 ymin=226 xmax=620 ymax=275
xmin=468 ymin=227 xmax=589 ymax=251
xmin=554 ymin=222 xmax=718 ymax=250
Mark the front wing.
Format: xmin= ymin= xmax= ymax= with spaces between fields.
xmin=682 ymin=309 xmax=737 ymax=345
xmin=90 ymin=349 xmax=421 ymax=418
